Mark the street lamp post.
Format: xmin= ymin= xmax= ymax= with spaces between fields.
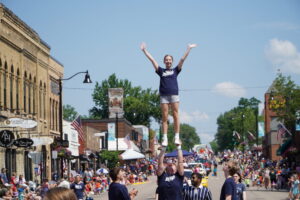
xmin=255 ymin=106 xmax=259 ymax=146
xmin=58 ymin=70 xmax=92 ymax=178
xmin=241 ymin=113 xmax=245 ymax=153
xmin=116 ymin=112 xmax=118 ymax=152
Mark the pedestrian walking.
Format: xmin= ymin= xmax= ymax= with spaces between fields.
xmin=140 ymin=42 xmax=196 ymax=146
xmin=220 ymin=160 xmax=239 ymax=200
xmin=108 ymin=167 xmax=138 ymax=200
xmin=233 ymin=172 xmax=247 ymax=200
xmin=156 ymin=144 xmax=184 ymax=200
xmin=183 ymin=173 xmax=212 ymax=200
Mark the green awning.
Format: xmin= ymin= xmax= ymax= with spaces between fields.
xmin=276 ymin=138 xmax=292 ymax=156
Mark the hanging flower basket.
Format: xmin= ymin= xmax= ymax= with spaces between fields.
xmin=55 ymin=147 xmax=72 ymax=158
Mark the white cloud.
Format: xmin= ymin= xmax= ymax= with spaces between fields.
xmin=265 ymin=38 xmax=300 ymax=74
xmin=212 ymin=82 xmax=246 ymax=98
xmin=180 ymin=110 xmax=209 ymax=123
xmin=198 ymin=132 xmax=215 ymax=145
xmin=168 ymin=110 xmax=209 ymax=124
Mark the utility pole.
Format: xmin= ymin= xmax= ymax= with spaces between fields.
xmin=255 ymin=106 xmax=259 ymax=146
xmin=116 ymin=112 xmax=118 ymax=151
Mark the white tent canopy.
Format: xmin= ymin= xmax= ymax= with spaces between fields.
xmin=120 ymin=149 xmax=145 ymax=160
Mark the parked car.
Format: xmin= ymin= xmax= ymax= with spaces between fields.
xmin=187 ymin=162 xmax=206 ymax=175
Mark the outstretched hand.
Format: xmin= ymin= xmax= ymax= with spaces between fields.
xmin=188 ymin=43 xmax=197 ymax=49
xmin=140 ymin=42 xmax=147 ymax=51
xmin=130 ymin=188 xmax=138 ymax=196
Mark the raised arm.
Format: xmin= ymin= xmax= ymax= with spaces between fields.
xmin=157 ymin=147 xmax=166 ymax=176
xmin=140 ymin=42 xmax=159 ymax=71
xmin=177 ymin=145 xmax=184 ymax=176
xmin=177 ymin=44 xmax=197 ymax=70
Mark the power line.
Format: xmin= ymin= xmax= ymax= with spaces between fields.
xmin=64 ymin=85 xmax=269 ymax=92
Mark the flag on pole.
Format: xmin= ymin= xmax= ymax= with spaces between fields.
xmin=277 ymin=122 xmax=292 ymax=140
xmin=247 ymin=131 xmax=256 ymax=141
xmin=233 ymin=131 xmax=241 ymax=140
xmin=71 ymin=116 xmax=85 ymax=142
xmin=124 ymin=134 xmax=131 ymax=149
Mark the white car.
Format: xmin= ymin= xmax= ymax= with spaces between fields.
xmin=187 ymin=162 xmax=206 ymax=175
xmin=183 ymin=169 xmax=193 ymax=186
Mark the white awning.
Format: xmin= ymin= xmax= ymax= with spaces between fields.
xmin=107 ymin=138 xmax=140 ymax=152
xmin=120 ymin=149 xmax=145 ymax=160
xmin=31 ymin=137 xmax=53 ymax=146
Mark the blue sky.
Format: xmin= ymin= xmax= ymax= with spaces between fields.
xmin=2 ymin=0 xmax=300 ymax=145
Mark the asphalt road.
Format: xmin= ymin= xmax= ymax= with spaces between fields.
xmin=92 ymin=165 xmax=289 ymax=200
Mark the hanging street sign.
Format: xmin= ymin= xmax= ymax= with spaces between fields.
xmin=0 ymin=130 xmax=15 ymax=147
xmin=4 ymin=118 xmax=37 ymax=129
xmin=13 ymin=138 xmax=34 ymax=148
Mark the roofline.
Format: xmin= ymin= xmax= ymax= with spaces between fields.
xmin=82 ymin=118 xmax=132 ymax=126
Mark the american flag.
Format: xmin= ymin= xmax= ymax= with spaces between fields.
xmin=248 ymin=131 xmax=256 ymax=141
xmin=233 ymin=131 xmax=241 ymax=140
xmin=124 ymin=134 xmax=131 ymax=149
xmin=71 ymin=116 xmax=85 ymax=142
xmin=277 ymin=122 xmax=292 ymax=141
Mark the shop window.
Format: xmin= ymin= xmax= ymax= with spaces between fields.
xmin=10 ymin=65 xmax=13 ymax=110
xmin=4 ymin=62 xmax=7 ymax=108
xmin=24 ymin=151 xmax=32 ymax=181
xmin=23 ymin=72 xmax=27 ymax=113
xmin=16 ymin=69 xmax=20 ymax=112
xmin=5 ymin=148 xmax=16 ymax=180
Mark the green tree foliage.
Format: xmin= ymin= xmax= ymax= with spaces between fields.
xmin=63 ymin=104 xmax=78 ymax=121
xmin=166 ymin=123 xmax=201 ymax=152
xmin=209 ymin=140 xmax=219 ymax=153
xmin=99 ymin=150 xmax=120 ymax=169
xmin=214 ymin=97 xmax=261 ymax=151
xmin=269 ymin=74 xmax=300 ymax=135
xmin=90 ymin=74 xmax=161 ymax=126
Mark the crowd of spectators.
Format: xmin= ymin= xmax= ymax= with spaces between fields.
xmin=218 ymin=149 xmax=300 ymax=199
xmin=0 ymin=158 xmax=157 ymax=200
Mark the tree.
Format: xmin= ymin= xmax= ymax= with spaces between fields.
xmin=99 ymin=150 xmax=120 ymax=169
xmin=63 ymin=104 xmax=78 ymax=121
xmin=90 ymin=74 xmax=161 ymax=126
xmin=166 ymin=123 xmax=201 ymax=152
xmin=209 ymin=140 xmax=219 ymax=153
xmin=269 ymin=74 xmax=300 ymax=135
xmin=214 ymin=97 xmax=261 ymax=151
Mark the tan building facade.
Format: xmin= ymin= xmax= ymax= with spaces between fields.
xmin=0 ymin=3 xmax=63 ymax=182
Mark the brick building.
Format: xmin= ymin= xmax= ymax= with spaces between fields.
xmin=264 ymin=81 xmax=300 ymax=162
xmin=79 ymin=118 xmax=144 ymax=169
xmin=263 ymin=88 xmax=281 ymax=160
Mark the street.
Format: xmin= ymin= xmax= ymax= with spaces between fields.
xmin=92 ymin=165 xmax=289 ymax=200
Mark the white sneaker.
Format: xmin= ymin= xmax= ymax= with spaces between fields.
xmin=174 ymin=137 xmax=181 ymax=145
xmin=162 ymin=137 xmax=168 ymax=147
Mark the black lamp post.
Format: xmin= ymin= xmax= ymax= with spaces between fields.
xmin=254 ymin=106 xmax=259 ymax=146
xmin=58 ymin=70 xmax=92 ymax=178
xmin=116 ymin=112 xmax=118 ymax=151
